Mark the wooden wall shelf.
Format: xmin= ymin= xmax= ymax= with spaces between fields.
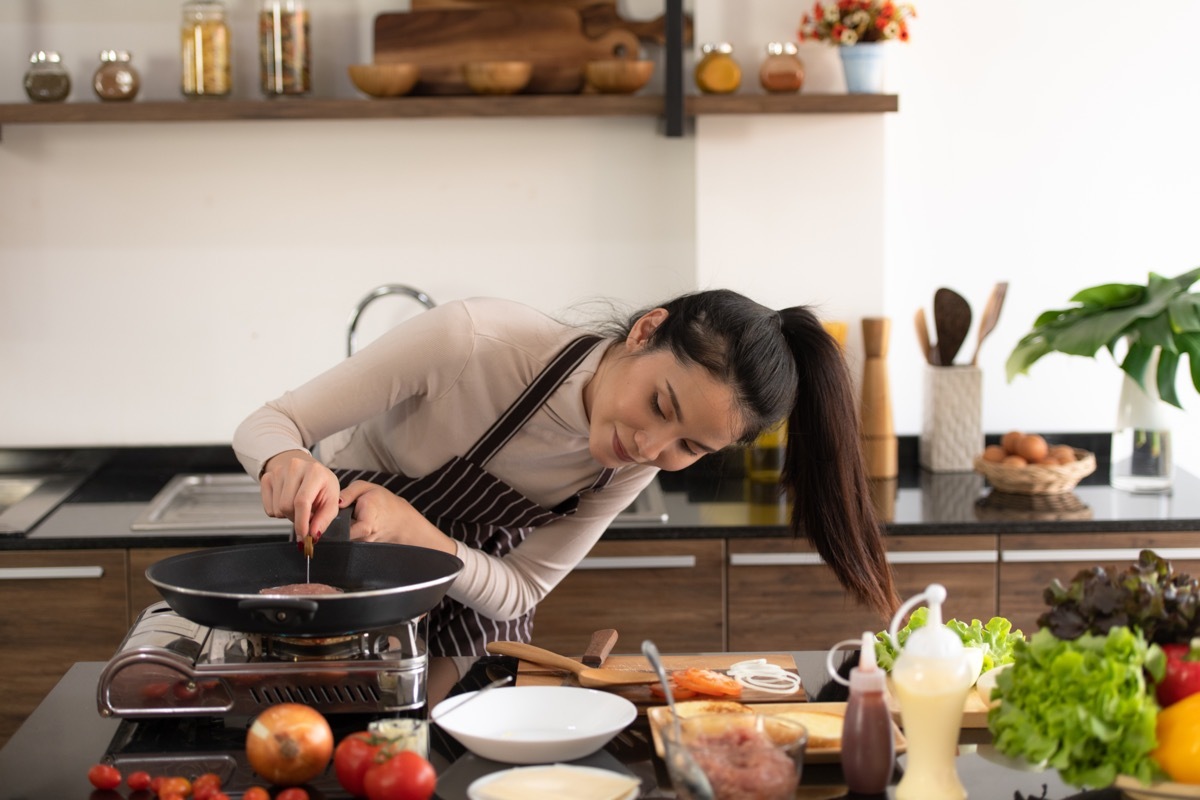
xmin=0 ymin=93 xmax=897 ymax=137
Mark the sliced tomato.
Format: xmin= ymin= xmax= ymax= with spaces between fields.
xmin=671 ymin=667 xmax=743 ymax=697
xmin=649 ymin=681 xmax=698 ymax=700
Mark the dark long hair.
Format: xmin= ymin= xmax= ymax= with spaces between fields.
xmin=619 ymin=289 xmax=899 ymax=619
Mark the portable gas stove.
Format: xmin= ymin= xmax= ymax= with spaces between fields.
xmin=98 ymin=601 xmax=429 ymax=719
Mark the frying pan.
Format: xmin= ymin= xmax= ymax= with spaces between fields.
xmin=146 ymin=541 xmax=462 ymax=636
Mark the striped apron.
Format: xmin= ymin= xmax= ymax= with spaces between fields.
xmin=333 ymin=335 xmax=614 ymax=656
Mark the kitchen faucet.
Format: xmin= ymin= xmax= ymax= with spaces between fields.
xmin=346 ymin=284 xmax=436 ymax=357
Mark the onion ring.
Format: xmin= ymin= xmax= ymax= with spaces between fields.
xmin=727 ymin=659 xmax=802 ymax=694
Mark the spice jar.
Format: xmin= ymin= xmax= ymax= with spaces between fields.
xmin=93 ymin=51 xmax=141 ymax=101
xmin=259 ymin=0 xmax=311 ymax=96
xmin=24 ymin=51 xmax=71 ymax=103
xmin=694 ymin=42 xmax=741 ymax=95
xmin=181 ymin=0 xmax=231 ymax=98
xmin=759 ymin=42 xmax=805 ymax=94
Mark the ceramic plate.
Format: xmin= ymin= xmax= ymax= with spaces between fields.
xmin=1114 ymin=775 xmax=1200 ymax=799
xmin=466 ymin=764 xmax=639 ymax=800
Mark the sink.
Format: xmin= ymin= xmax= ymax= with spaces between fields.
xmin=134 ymin=472 xmax=668 ymax=533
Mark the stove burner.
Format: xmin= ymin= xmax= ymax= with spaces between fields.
xmin=262 ymin=632 xmax=366 ymax=662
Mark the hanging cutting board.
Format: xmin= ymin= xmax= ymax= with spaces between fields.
xmin=373 ymin=7 xmax=641 ymax=94
xmin=407 ymin=0 xmax=693 ymax=46
xmin=512 ymin=651 xmax=806 ymax=711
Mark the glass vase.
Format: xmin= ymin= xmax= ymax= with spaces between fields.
xmin=1111 ymin=364 xmax=1174 ymax=493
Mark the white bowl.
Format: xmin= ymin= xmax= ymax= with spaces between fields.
xmin=431 ymin=686 xmax=637 ymax=764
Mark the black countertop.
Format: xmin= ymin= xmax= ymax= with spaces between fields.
xmin=2 ymin=436 xmax=1199 ymax=552
xmin=0 ymin=654 xmax=1112 ymax=800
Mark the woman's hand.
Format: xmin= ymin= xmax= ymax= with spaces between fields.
xmin=339 ymin=481 xmax=457 ymax=555
xmin=259 ymin=449 xmax=341 ymax=543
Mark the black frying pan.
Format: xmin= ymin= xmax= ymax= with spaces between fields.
xmin=146 ymin=541 xmax=463 ymax=636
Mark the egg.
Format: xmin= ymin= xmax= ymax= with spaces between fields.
xmin=1002 ymin=454 xmax=1028 ymax=467
xmin=1039 ymin=456 xmax=1060 ymax=466
xmin=1050 ymin=444 xmax=1076 ymax=463
xmin=983 ymin=445 xmax=1007 ymax=463
xmin=1001 ymin=431 xmax=1024 ymax=455
xmin=1016 ymin=434 xmax=1048 ymax=464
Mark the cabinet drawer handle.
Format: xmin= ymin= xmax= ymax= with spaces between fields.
xmin=576 ymin=555 xmax=697 ymax=570
xmin=730 ymin=550 xmax=997 ymax=567
xmin=0 ymin=566 xmax=105 ymax=580
xmin=1002 ymin=547 xmax=1200 ymax=563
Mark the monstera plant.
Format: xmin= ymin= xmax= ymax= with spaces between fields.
xmin=1006 ymin=267 xmax=1200 ymax=407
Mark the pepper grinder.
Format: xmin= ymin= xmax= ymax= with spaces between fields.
xmin=861 ymin=317 xmax=898 ymax=479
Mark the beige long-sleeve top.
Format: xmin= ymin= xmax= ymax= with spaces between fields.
xmin=233 ymin=298 xmax=658 ymax=621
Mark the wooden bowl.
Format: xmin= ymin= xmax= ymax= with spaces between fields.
xmin=462 ymin=61 xmax=533 ymax=96
xmin=584 ymin=59 xmax=654 ymax=94
xmin=973 ymin=449 xmax=1097 ymax=495
xmin=348 ymin=63 xmax=420 ymax=98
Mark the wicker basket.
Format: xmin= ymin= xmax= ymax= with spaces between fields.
xmin=972 ymin=449 xmax=1097 ymax=495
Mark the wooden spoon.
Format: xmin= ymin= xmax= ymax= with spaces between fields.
xmin=486 ymin=641 xmax=658 ymax=688
xmin=933 ymin=288 xmax=972 ymax=367
xmin=969 ymin=282 xmax=1009 ymax=365
xmin=914 ymin=308 xmax=936 ymax=365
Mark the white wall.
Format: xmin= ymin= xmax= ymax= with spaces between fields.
xmin=2 ymin=0 xmax=1198 ymax=477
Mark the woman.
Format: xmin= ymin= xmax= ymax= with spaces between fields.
xmin=233 ymin=290 xmax=897 ymax=656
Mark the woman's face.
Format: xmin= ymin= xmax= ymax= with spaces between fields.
xmin=586 ymin=309 xmax=744 ymax=471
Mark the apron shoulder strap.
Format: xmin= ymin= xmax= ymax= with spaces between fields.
xmin=465 ymin=335 xmax=604 ymax=467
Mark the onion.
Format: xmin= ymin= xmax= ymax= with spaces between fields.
xmin=728 ymin=659 xmax=802 ymax=694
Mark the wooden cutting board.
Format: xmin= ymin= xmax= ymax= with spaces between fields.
xmin=408 ymin=0 xmax=693 ymax=46
xmin=373 ymin=7 xmax=640 ymax=95
xmin=513 ymin=652 xmax=806 ymax=710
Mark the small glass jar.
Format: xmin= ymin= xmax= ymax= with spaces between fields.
xmin=181 ymin=0 xmax=231 ymax=98
xmin=759 ymin=42 xmax=805 ymax=94
xmin=260 ymin=0 xmax=312 ymax=97
xmin=24 ymin=51 xmax=71 ymax=103
xmin=695 ymin=42 xmax=741 ymax=95
xmin=93 ymin=51 xmax=141 ymax=101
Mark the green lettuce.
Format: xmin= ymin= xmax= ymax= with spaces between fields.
xmin=988 ymin=626 xmax=1166 ymax=788
xmin=873 ymin=607 xmax=1025 ymax=673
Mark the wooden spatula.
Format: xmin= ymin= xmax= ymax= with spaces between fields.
xmin=933 ymin=288 xmax=972 ymax=367
xmin=969 ymin=282 xmax=1009 ymax=365
xmin=487 ymin=641 xmax=657 ymax=688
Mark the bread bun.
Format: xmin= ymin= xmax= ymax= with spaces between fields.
xmin=671 ymin=699 xmax=755 ymax=718
xmin=774 ymin=709 xmax=845 ymax=748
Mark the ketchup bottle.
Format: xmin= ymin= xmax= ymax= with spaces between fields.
xmin=826 ymin=631 xmax=895 ymax=794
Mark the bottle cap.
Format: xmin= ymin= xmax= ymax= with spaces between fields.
xmin=849 ymin=630 xmax=887 ymax=692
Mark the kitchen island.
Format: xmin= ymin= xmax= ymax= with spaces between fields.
xmin=0 ymin=652 xmax=1104 ymax=800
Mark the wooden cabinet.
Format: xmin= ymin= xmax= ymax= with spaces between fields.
xmin=531 ymin=539 xmax=725 ymax=655
xmin=128 ymin=547 xmax=198 ymax=626
xmin=0 ymin=549 xmax=129 ymax=748
xmin=998 ymin=531 xmax=1200 ymax=636
xmin=728 ymin=535 xmax=999 ymax=651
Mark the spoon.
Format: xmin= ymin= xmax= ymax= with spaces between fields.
xmin=914 ymin=308 xmax=937 ymax=365
xmin=642 ymin=640 xmax=714 ymax=800
xmin=969 ymin=281 xmax=1009 ymax=366
xmin=485 ymin=641 xmax=659 ymax=688
xmin=933 ymin=287 xmax=973 ymax=367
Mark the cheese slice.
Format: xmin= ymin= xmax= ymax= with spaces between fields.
xmin=472 ymin=765 xmax=639 ymax=800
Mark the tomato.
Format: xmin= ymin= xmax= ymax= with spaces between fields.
xmin=87 ymin=764 xmax=122 ymax=791
xmin=173 ymin=680 xmax=200 ymax=702
xmin=158 ymin=776 xmax=192 ymax=797
xmin=672 ymin=667 xmax=743 ymax=697
xmin=126 ymin=771 xmax=152 ymax=791
xmin=364 ymin=750 xmax=437 ymax=800
xmin=277 ymin=789 xmax=311 ymax=800
xmin=243 ymin=788 xmax=271 ymax=800
xmin=192 ymin=772 xmax=222 ymax=799
xmin=650 ymin=681 xmax=697 ymax=700
xmin=246 ymin=702 xmax=334 ymax=786
xmin=160 ymin=793 xmax=187 ymax=800
xmin=209 ymin=794 xmax=230 ymax=800
xmin=335 ymin=730 xmax=395 ymax=797
xmin=150 ymin=776 xmax=167 ymax=795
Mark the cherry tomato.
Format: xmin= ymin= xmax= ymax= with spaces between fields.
xmin=172 ymin=680 xmax=200 ymax=701
xmin=149 ymin=776 xmax=167 ymax=795
xmin=157 ymin=776 xmax=192 ymax=797
xmin=277 ymin=789 xmax=311 ymax=800
xmin=126 ymin=771 xmax=152 ymax=791
xmin=87 ymin=764 xmax=122 ymax=791
xmin=243 ymin=788 xmax=271 ymax=800
xmin=364 ymin=750 xmax=437 ymax=800
xmin=335 ymin=731 xmax=393 ymax=797
xmin=246 ymin=703 xmax=334 ymax=786
xmin=209 ymin=794 xmax=231 ymax=800
xmin=160 ymin=793 xmax=187 ymax=800
xmin=192 ymin=772 xmax=222 ymax=800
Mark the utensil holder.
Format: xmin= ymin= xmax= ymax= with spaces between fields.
xmin=920 ymin=365 xmax=982 ymax=473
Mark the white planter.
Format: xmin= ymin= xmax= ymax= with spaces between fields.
xmin=1111 ymin=359 xmax=1175 ymax=493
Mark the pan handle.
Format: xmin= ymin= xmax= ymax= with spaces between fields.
xmin=238 ymin=597 xmax=320 ymax=626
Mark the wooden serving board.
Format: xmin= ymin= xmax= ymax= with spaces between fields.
xmin=373 ymin=7 xmax=640 ymax=95
xmin=408 ymin=0 xmax=693 ymax=46
xmin=513 ymin=652 xmax=806 ymax=709
xmin=646 ymin=701 xmax=907 ymax=765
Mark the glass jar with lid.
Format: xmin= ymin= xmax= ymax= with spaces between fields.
xmin=759 ymin=42 xmax=805 ymax=94
xmin=93 ymin=51 xmax=141 ymax=101
xmin=695 ymin=42 xmax=741 ymax=95
xmin=259 ymin=0 xmax=311 ymax=97
xmin=24 ymin=51 xmax=71 ymax=103
xmin=181 ymin=0 xmax=231 ymax=98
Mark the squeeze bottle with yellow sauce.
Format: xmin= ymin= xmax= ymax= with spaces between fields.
xmin=888 ymin=583 xmax=973 ymax=800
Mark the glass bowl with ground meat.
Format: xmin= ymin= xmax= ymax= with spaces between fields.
xmin=667 ymin=713 xmax=808 ymax=800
